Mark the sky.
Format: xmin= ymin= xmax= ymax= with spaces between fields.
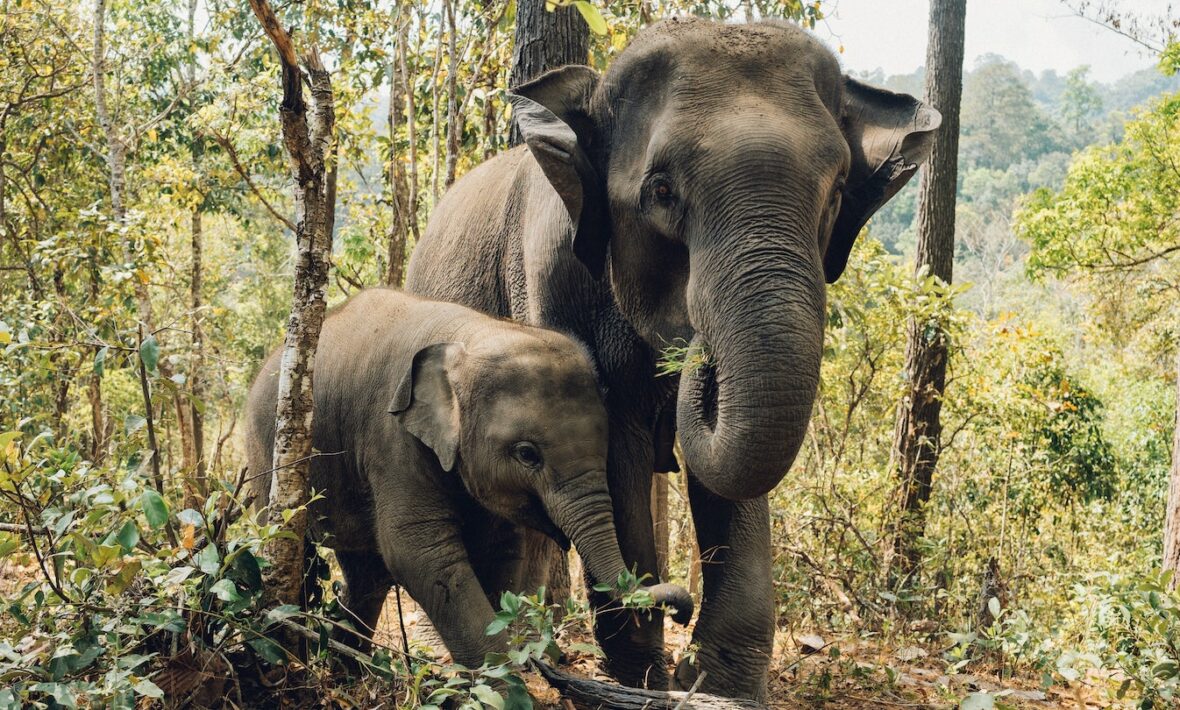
xmin=816 ymin=0 xmax=1170 ymax=82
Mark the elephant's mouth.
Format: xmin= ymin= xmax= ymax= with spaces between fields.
xmin=514 ymin=495 xmax=571 ymax=551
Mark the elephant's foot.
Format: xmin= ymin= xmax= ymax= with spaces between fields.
xmin=602 ymin=646 xmax=670 ymax=690
xmin=594 ymin=608 xmax=669 ymax=689
xmin=673 ymin=627 xmax=771 ymax=702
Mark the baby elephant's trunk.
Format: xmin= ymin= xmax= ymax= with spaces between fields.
xmin=543 ymin=475 xmax=694 ymax=625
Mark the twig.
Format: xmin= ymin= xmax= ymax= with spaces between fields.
xmin=533 ymin=661 xmax=760 ymax=709
xmin=672 ymin=670 xmax=706 ymax=710
xmin=136 ymin=324 xmax=179 ymax=549
xmin=15 ymin=483 xmax=72 ymax=604
xmin=209 ymin=131 xmax=296 ymax=232
xmin=136 ymin=324 xmax=165 ymax=496
xmin=394 ymin=584 xmax=412 ymax=659
xmin=0 ymin=521 xmax=46 ymax=534
xmin=278 ymin=618 xmax=384 ymax=671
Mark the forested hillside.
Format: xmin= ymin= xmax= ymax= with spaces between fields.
xmin=0 ymin=0 xmax=1177 ymax=707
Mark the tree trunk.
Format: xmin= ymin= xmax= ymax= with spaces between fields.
xmin=385 ymin=19 xmax=410 ymax=287
xmin=443 ymin=0 xmax=461 ymax=189
xmin=1163 ymin=347 xmax=1180 ymax=587
xmin=507 ymin=0 xmax=589 ymax=146
xmin=92 ymin=0 xmax=152 ymax=331
xmin=400 ymin=19 xmax=420 ymax=246
xmin=186 ymin=0 xmax=206 ymax=508
xmin=651 ymin=474 xmax=669 ymax=580
xmin=248 ymin=0 xmax=336 ymax=621
xmin=86 ymin=270 xmax=108 ymax=462
xmin=187 ymin=206 xmax=206 ymax=506
xmin=88 ymin=366 xmax=107 ymax=461
xmin=890 ymin=0 xmax=965 ymax=583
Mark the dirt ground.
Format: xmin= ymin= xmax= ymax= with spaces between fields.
xmin=368 ymin=590 xmax=1088 ymax=709
xmin=0 ymin=554 xmax=1113 ymax=708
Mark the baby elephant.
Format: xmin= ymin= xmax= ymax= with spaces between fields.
xmin=245 ymin=289 xmax=692 ymax=667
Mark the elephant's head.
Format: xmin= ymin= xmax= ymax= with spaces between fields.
xmin=389 ymin=332 xmax=693 ymax=623
xmin=509 ymin=18 xmax=939 ymax=500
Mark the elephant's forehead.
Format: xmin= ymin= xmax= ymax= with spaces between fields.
xmin=478 ymin=384 xmax=607 ymax=446
xmin=612 ymin=18 xmax=841 ymax=88
xmin=468 ymin=345 xmax=598 ymax=403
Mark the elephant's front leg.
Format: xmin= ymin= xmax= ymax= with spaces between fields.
xmin=675 ymin=468 xmax=775 ymax=702
xmin=384 ymin=524 xmax=504 ymax=668
xmin=590 ymin=416 xmax=667 ymax=689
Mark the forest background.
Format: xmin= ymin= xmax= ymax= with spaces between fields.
xmin=1 ymin=0 xmax=1179 ymax=707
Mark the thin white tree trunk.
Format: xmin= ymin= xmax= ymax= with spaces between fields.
xmin=444 ymin=0 xmax=460 ymax=189
xmin=249 ymin=0 xmax=336 ymax=615
xmin=92 ymin=0 xmax=153 ymax=330
xmin=184 ymin=0 xmax=206 ymax=508
xmin=386 ymin=10 xmax=411 ymax=286
xmin=401 ymin=18 xmax=420 ymax=244
xmin=429 ymin=13 xmax=443 ymax=203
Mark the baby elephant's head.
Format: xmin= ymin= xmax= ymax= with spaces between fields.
xmin=389 ymin=328 xmax=692 ymax=624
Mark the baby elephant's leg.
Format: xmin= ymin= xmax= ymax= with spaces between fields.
xmin=393 ymin=532 xmax=504 ymax=668
xmin=335 ymin=551 xmax=393 ymax=651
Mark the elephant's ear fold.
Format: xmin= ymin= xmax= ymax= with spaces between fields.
xmin=827 ymin=77 xmax=941 ymax=282
xmin=508 ymin=65 xmax=609 ymax=279
xmin=389 ymin=342 xmax=466 ymax=472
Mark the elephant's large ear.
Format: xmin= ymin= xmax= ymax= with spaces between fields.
xmin=826 ymin=78 xmax=941 ymax=282
xmin=508 ymin=65 xmax=609 ymax=278
xmin=388 ymin=342 xmax=465 ymax=472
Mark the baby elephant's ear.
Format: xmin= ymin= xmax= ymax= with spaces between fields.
xmin=389 ymin=342 xmax=466 ymax=472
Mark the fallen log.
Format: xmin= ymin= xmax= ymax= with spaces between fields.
xmin=533 ymin=661 xmax=764 ymax=710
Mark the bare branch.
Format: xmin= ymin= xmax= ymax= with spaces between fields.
xmin=209 ymin=131 xmax=296 ymax=232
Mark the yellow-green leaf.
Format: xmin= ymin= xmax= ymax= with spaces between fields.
xmin=572 ymin=1 xmax=607 ymax=35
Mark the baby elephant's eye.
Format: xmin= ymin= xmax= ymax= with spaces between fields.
xmin=512 ymin=442 xmax=544 ymax=469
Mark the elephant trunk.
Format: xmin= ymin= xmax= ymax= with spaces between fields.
xmin=544 ymin=477 xmax=693 ymax=624
xmin=676 ymin=220 xmax=826 ymax=501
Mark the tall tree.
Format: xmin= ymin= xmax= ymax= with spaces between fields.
xmin=1060 ymin=65 xmax=1104 ymax=142
xmin=892 ymin=0 xmax=966 ymax=580
xmin=385 ymin=11 xmax=412 ymax=287
xmin=181 ymin=0 xmax=207 ymax=508
xmin=959 ymin=58 xmax=1057 ymax=171
xmin=507 ymin=0 xmax=589 ymax=146
xmin=248 ymin=0 xmax=336 ymax=618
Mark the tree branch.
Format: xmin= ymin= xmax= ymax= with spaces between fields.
xmin=209 ymin=131 xmax=296 ymax=232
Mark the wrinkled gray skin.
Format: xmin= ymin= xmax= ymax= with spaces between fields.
xmin=406 ymin=19 xmax=938 ymax=699
xmin=245 ymin=289 xmax=693 ymax=668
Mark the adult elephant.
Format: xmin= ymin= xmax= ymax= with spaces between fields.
xmin=406 ymin=17 xmax=938 ymax=700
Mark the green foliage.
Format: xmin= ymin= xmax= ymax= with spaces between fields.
xmin=1059 ymin=66 xmax=1104 ymax=145
xmin=656 ymin=340 xmax=713 ymax=378
xmin=0 ymin=431 xmax=281 ymax=706
xmin=1159 ymin=43 xmax=1180 ymax=76
xmin=1020 ymin=91 xmax=1180 ymax=281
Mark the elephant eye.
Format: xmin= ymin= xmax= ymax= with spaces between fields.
xmin=512 ymin=442 xmax=544 ymax=469
xmin=646 ymin=174 xmax=677 ymax=206
xmin=831 ymin=176 xmax=846 ymax=202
